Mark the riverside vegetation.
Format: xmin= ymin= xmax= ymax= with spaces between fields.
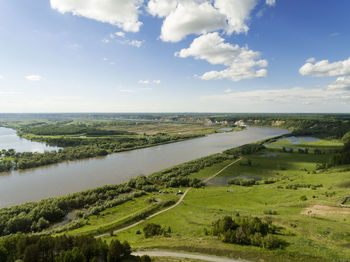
xmin=0 ymin=115 xmax=242 ymax=172
xmin=1 ymin=113 xmax=350 ymax=261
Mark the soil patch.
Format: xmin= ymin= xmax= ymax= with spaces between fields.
xmin=301 ymin=205 xmax=350 ymax=217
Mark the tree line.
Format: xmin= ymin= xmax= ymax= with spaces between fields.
xmin=0 ymin=181 xmax=148 ymax=237
xmin=0 ymin=234 xmax=151 ymax=262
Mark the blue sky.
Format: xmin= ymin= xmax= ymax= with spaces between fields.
xmin=0 ymin=0 xmax=350 ymax=113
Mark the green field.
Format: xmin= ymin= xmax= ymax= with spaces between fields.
xmin=64 ymin=193 xmax=179 ymax=236
xmin=69 ymin=137 xmax=350 ymax=262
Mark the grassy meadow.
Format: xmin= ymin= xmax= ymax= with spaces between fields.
xmin=68 ymin=137 xmax=350 ymax=262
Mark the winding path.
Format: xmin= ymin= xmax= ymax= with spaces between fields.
xmin=133 ymin=250 xmax=249 ymax=262
xmin=96 ymin=158 xmax=241 ymax=238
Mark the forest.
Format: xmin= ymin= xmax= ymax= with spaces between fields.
xmin=0 ymin=234 xmax=151 ymax=262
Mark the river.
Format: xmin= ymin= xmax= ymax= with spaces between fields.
xmin=0 ymin=127 xmax=59 ymax=153
xmin=0 ymin=126 xmax=289 ymax=208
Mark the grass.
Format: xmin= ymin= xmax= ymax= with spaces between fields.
xmin=64 ymin=136 xmax=350 ymax=261
xmin=63 ymin=193 xmax=178 ymax=236
xmin=267 ymin=137 xmax=343 ymax=151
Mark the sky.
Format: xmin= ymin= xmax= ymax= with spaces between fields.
xmin=0 ymin=0 xmax=350 ymax=113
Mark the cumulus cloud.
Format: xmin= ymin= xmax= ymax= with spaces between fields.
xmin=214 ymin=0 xmax=256 ymax=35
xmin=25 ymin=75 xmax=42 ymax=81
xmin=176 ymin=32 xmax=268 ymax=81
xmin=159 ymin=1 xmax=227 ymax=42
xmin=148 ymin=0 xmax=257 ymax=42
xmin=148 ymin=0 xmax=177 ymax=17
xmin=266 ymin=0 xmax=276 ymax=6
xmin=328 ymin=76 xmax=350 ymax=91
xmin=300 ymin=57 xmax=350 ymax=91
xmin=50 ymin=0 xmax=143 ymax=32
xmin=153 ymin=80 xmax=161 ymax=84
xmin=299 ymin=57 xmax=350 ymax=77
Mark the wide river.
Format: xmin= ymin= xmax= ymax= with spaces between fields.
xmin=0 ymin=127 xmax=289 ymax=208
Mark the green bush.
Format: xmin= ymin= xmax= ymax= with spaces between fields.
xmin=300 ymin=195 xmax=308 ymax=201
xmin=143 ymin=223 xmax=169 ymax=238
xmin=212 ymin=216 xmax=287 ymax=250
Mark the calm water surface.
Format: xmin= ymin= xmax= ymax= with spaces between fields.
xmin=0 ymin=127 xmax=289 ymax=207
xmin=0 ymin=127 xmax=59 ymax=153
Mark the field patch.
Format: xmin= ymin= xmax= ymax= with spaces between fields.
xmin=301 ymin=205 xmax=350 ymax=218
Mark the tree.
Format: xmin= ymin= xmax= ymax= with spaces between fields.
xmin=23 ymin=244 xmax=40 ymax=262
xmin=107 ymin=240 xmax=124 ymax=262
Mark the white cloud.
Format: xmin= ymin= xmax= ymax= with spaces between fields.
xmin=176 ymin=32 xmax=268 ymax=81
xmin=129 ymin=40 xmax=143 ymax=47
xmin=300 ymin=57 xmax=350 ymax=91
xmin=25 ymin=75 xmax=42 ymax=81
xmin=0 ymin=75 xmax=3 ymax=80
xmin=328 ymin=76 xmax=350 ymax=91
xmin=266 ymin=0 xmax=276 ymax=6
xmin=139 ymin=79 xmax=161 ymax=84
xmin=149 ymin=0 xmax=257 ymax=42
xmin=299 ymin=57 xmax=350 ymax=77
xmin=159 ymin=1 xmax=227 ymax=42
xmin=106 ymin=31 xmax=143 ymax=47
xmin=118 ymin=39 xmax=144 ymax=48
xmin=110 ymin=31 xmax=126 ymax=38
xmin=306 ymin=57 xmax=315 ymax=63
xmin=148 ymin=0 xmax=177 ymax=17
xmin=115 ymin=31 xmax=126 ymax=37
xmin=50 ymin=0 xmax=143 ymax=32
xmin=214 ymin=0 xmax=256 ymax=35
xmin=224 ymin=88 xmax=233 ymax=93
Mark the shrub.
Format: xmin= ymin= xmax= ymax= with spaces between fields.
xmin=300 ymin=195 xmax=307 ymax=201
xmin=143 ymin=223 xmax=167 ymax=238
xmin=212 ymin=216 xmax=287 ymax=250
xmin=264 ymin=210 xmax=278 ymax=215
